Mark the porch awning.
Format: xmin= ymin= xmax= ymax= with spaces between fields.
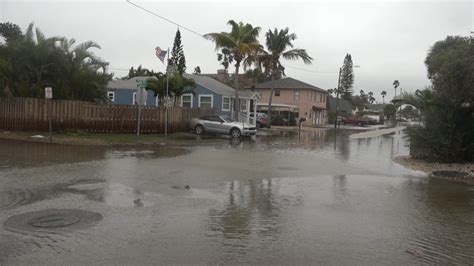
xmin=257 ymin=103 xmax=299 ymax=112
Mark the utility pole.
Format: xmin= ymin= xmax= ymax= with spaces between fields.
xmin=334 ymin=67 xmax=342 ymax=129
xmin=165 ymin=47 xmax=170 ymax=137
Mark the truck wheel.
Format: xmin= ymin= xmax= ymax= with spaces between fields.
xmin=230 ymin=128 xmax=241 ymax=138
xmin=195 ymin=125 xmax=204 ymax=135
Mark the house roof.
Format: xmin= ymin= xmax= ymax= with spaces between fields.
xmin=365 ymin=104 xmax=387 ymax=111
xmin=184 ymin=74 xmax=258 ymax=99
xmin=254 ymin=77 xmax=327 ymax=93
xmin=327 ymin=96 xmax=353 ymax=113
xmin=107 ymin=76 xmax=156 ymax=90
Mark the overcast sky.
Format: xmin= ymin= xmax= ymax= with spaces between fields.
xmin=1 ymin=0 xmax=473 ymax=102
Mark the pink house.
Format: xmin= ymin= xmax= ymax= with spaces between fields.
xmin=254 ymin=77 xmax=328 ymax=126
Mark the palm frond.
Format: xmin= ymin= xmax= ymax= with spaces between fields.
xmin=282 ymin=49 xmax=313 ymax=64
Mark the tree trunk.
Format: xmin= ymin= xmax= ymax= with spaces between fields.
xmin=267 ymin=76 xmax=275 ymax=128
xmin=234 ymin=63 xmax=240 ymax=121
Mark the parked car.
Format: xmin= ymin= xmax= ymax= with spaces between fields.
xmin=341 ymin=116 xmax=369 ymax=126
xmin=189 ymin=115 xmax=257 ymax=138
xmin=249 ymin=112 xmax=268 ymax=128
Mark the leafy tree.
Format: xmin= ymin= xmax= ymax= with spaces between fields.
xmin=383 ymin=104 xmax=397 ymax=120
xmin=253 ymin=27 xmax=313 ymax=126
xmin=205 ymin=20 xmax=261 ymax=120
xmin=0 ymin=22 xmax=23 ymax=43
xmin=244 ymin=68 xmax=271 ymax=84
xmin=368 ymin=91 xmax=375 ymax=104
xmin=340 ymin=54 xmax=354 ymax=101
xmin=399 ymin=105 xmax=419 ymax=120
xmin=0 ymin=22 xmax=111 ymax=102
xmin=381 ymin=90 xmax=387 ymax=104
xmin=123 ymin=65 xmax=154 ymax=79
xmin=406 ymin=36 xmax=474 ymax=162
xmin=193 ymin=66 xmax=201 ymax=74
xmin=170 ymin=29 xmax=186 ymax=75
xmin=217 ymin=48 xmax=234 ymax=72
xmin=145 ymin=72 xmax=195 ymax=105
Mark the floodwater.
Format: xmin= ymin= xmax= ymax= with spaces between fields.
xmin=0 ymin=129 xmax=473 ymax=265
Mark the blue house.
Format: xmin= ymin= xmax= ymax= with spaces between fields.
xmin=107 ymin=74 xmax=260 ymax=124
xmin=182 ymin=74 xmax=259 ymax=118
xmin=106 ymin=77 xmax=159 ymax=106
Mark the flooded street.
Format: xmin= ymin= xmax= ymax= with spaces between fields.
xmin=1 ymin=129 xmax=473 ymax=265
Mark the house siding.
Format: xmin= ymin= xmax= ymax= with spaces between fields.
xmin=258 ymin=88 xmax=327 ymax=125
xmin=189 ymin=84 xmax=231 ymax=116
xmin=108 ymin=88 xmax=158 ymax=106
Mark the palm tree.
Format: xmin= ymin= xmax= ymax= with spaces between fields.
xmin=254 ymin=28 xmax=313 ymax=127
xmin=368 ymin=91 xmax=375 ymax=104
xmin=393 ymin=80 xmax=399 ymax=97
xmin=146 ymin=73 xmax=196 ymax=106
xmin=205 ymin=20 xmax=261 ymax=120
xmin=381 ymin=90 xmax=387 ymax=104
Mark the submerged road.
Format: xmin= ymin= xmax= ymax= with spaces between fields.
xmin=1 ymin=129 xmax=473 ymax=265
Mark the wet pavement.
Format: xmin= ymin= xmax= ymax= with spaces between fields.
xmin=0 ymin=129 xmax=473 ymax=265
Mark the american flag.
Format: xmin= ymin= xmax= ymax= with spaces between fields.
xmin=155 ymin=46 xmax=167 ymax=63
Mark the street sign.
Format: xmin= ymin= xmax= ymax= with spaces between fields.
xmin=45 ymin=87 xmax=52 ymax=99
xmin=136 ymin=87 xmax=148 ymax=106
xmin=136 ymin=79 xmax=147 ymax=88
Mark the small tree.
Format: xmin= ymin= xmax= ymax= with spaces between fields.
xmin=193 ymin=66 xmax=201 ymax=74
xmin=383 ymin=104 xmax=397 ymax=120
xmin=340 ymin=54 xmax=354 ymax=101
xmin=170 ymin=29 xmax=186 ymax=75
xmin=393 ymin=80 xmax=399 ymax=97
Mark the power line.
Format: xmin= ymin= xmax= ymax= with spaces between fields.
xmin=285 ymin=65 xmax=338 ymax=74
xmin=125 ymin=1 xmax=339 ymax=76
xmin=126 ymin=0 xmax=205 ymax=39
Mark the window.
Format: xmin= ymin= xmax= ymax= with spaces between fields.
xmin=199 ymin=95 xmax=213 ymax=108
xmin=240 ymin=99 xmax=247 ymax=112
xmin=181 ymin=94 xmax=193 ymax=108
xmin=274 ymin=90 xmax=280 ymax=96
xmin=222 ymin=96 xmax=230 ymax=111
xmin=294 ymin=90 xmax=300 ymax=101
xmin=107 ymin=91 xmax=115 ymax=102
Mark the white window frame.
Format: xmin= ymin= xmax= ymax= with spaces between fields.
xmin=198 ymin=94 xmax=214 ymax=108
xmin=222 ymin=96 xmax=231 ymax=111
xmin=180 ymin=93 xmax=193 ymax=108
xmin=294 ymin=90 xmax=300 ymax=101
xmin=107 ymin=91 xmax=115 ymax=102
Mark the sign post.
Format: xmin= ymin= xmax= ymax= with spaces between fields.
xmin=136 ymin=80 xmax=148 ymax=136
xmin=45 ymin=87 xmax=53 ymax=143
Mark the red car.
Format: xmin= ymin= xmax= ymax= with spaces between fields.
xmin=341 ymin=116 xmax=369 ymax=126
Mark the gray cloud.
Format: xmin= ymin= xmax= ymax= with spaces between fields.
xmin=1 ymin=1 xmax=472 ymax=102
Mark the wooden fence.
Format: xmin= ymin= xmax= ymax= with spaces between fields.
xmin=0 ymin=97 xmax=214 ymax=133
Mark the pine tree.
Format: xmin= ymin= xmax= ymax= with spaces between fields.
xmin=170 ymin=29 xmax=186 ymax=75
xmin=340 ymin=54 xmax=354 ymax=101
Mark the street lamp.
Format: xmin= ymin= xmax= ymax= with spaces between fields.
xmin=334 ymin=65 xmax=360 ymax=129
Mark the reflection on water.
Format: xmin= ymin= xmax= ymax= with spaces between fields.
xmin=0 ymin=139 xmax=107 ymax=168
xmin=0 ymin=130 xmax=473 ymax=264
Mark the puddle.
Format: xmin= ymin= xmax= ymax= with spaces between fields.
xmin=106 ymin=146 xmax=190 ymax=159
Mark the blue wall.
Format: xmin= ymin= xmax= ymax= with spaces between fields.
xmin=109 ymin=85 xmax=232 ymax=117
xmin=109 ymin=89 xmax=157 ymax=106
xmin=189 ymin=84 xmax=230 ymax=116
